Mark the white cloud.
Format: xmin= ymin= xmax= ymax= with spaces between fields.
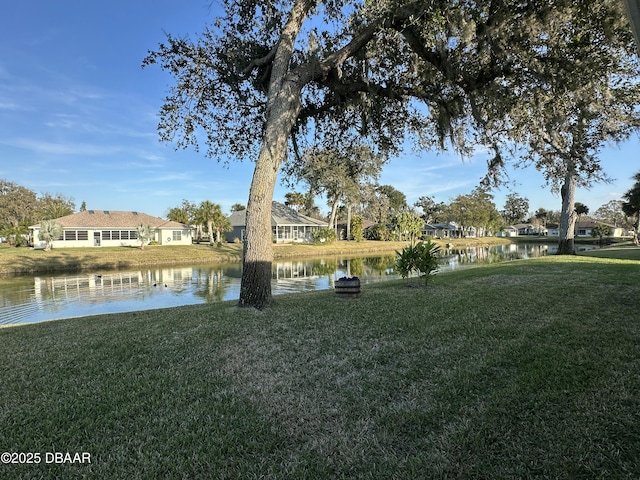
xmin=0 ymin=137 xmax=122 ymax=156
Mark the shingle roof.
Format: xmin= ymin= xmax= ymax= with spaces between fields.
xmin=229 ymin=202 xmax=327 ymax=227
xmin=31 ymin=210 xmax=191 ymax=229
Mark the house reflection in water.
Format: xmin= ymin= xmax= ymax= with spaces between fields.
xmin=4 ymin=244 xmax=563 ymax=325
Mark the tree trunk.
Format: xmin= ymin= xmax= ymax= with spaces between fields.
xmin=329 ymin=196 xmax=340 ymax=232
xmin=558 ymin=169 xmax=578 ymax=255
xmin=346 ymin=204 xmax=352 ymax=241
xmin=239 ymin=80 xmax=305 ymax=309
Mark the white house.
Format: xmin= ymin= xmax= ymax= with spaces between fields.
xmin=497 ymin=226 xmax=519 ymax=237
xmin=547 ymin=219 xmax=625 ymax=238
xmin=29 ymin=210 xmax=193 ymax=248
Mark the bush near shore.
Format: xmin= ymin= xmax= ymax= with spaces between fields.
xmin=1 ymin=253 xmax=639 ymax=478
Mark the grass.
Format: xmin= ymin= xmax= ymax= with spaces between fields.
xmin=0 ymin=238 xmax=509 ymax=275
xmin=1 ymin=253 xmax=639 ymax=478
xmin=578 ymin=243 xmax=640 ymax=260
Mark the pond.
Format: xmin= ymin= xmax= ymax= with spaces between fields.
xmin=1 ymin=243 xmax=557 ymax=326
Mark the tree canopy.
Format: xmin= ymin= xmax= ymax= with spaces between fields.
xmin=283 ymin=144 xmax=385 ymax=229
xmin=145 ymin=0 xmax=640 ymax=308
xmin=501 ymin=193 xmax=529 ymax=225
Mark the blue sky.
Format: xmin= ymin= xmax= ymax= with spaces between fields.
xmin=1 ymin=1 xmax=638 ymax=220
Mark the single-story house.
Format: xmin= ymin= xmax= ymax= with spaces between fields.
xmin=422 ymin=222 xmax=476 ymax=238
xmin=574 ymin=219 xmax=624 ymax=238
xmin=497 ymin=226 xmax=519 ymax=237
xmin=225 ymin=202 xmax=328 ymax=243
xmin=513 ymin=223 xmax=548 ymax=236
xmin=29 ymin=210 xmax=193 ymax=248
xmin=547 ymin=219 xmax=624 ymax=238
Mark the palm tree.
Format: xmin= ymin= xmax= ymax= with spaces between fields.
xmin=196 ymin=201 xmax=230 ymax=245
xmin=211 ymin=208 xmax=232 ymax=244
xmin=195 ymin=201 xmax=216 ymax=245
xmin=136 ymin=224 xmax=153 ymax=250
xmin=38 ymin=220 xmax=63 ymax=251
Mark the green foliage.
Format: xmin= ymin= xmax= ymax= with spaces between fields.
xmin=38 ymin=193 xmax=75 ymax=220
xmin=284 ymin=192 xmax=306 ymax=212
xmin=350 ymin=215 xmax=364 ymax=242
xmin=1 ymin=224 xmax=28 ymax=247
xmin=392 ymin=211 xmax=424 ymax=242
xmin=622 ymin=172 xmax=640 ymax=245
xmin=395 ymin=240 xmax=441 ymax=285
xmin=349 ymin=257 xmax=364 ymax=277
xmin=502 ymin=193 xmax=530 ymax=225
xmin=13 ymin=233 xmax=28 ymax=248
xmin=195 ymin=200 xmax=231 ymax=245
xmin=447 ymin=187 xmax=503 ymax=236
xmin=364 ymin=223 xmax=390 ymax=241
xmin=312 ymin=227 xmax=337 ymax=244
xmin=284 ymin=145 xmax=385 ymax=229
xmin=1 ymin=179 xmax=39 ymax=229
xmin=591 ymin=223 xmax=611 ymax=245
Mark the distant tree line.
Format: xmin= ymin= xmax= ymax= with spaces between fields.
xmin=283 ymin=178 xmax=639 ymax=241
xmin=0 ymin=179 xmax=76 ymax=246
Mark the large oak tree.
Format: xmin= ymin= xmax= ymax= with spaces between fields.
xmin=481 ymin=2 xmax=640 ymax=254
xmin=145 ymin=0 xmax=638 ymax=308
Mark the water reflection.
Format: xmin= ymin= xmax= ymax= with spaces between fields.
xmin=0 ymin=243 xmax=555 ymax=325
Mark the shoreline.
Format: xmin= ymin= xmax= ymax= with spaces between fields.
xmin=1 ymin=236 xmax=610 ymax=276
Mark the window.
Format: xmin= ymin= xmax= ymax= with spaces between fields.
xmin=64 ymin=231 xmax=76 ymax=241
xmin=102 ymin=231 xmax=111 ymax=240
xmin=111 ymin=231 xmax=120 ymax=240
xmin=172 ymin=231 xmax=182 ymax=241
xmin=129 ymin=231 xmax=138 ymax=240
xmin=77 ymin=230 xmax=88 ymax=241
xmin=121 ymin=231 xmax=129 ymax=240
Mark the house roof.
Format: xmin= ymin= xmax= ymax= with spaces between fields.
xmin=30 ymin=210 xmax=191 ymax=230
xmin=229 ymin=202 xmax=327 ymax=227
xmin=424 ymin=222 xmax=465 ymax=230
xmin=575 ymin=218 xmax=617 ymax=229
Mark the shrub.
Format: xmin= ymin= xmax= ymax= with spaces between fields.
xmin=350 ymin=215 xmax=364 ymax=242
xmin=364 ymin=223 xmax=390 ymax=241
xmin=312 ymin=227 xmax=337 ymax=244
xmin=395 ymin=239 xmax=441 ymax=285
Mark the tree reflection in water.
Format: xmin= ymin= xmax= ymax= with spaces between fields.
xmin=0 ymin=244 xmax=557 ymax=325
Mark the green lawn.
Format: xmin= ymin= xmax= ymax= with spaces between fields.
xmin=580 ymin=243 xmax=640 ymax=260
xmin=1 ymin=254 xmax=639 ymax=478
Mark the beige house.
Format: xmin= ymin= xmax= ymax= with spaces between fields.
xmin=29 ymin=210 xmax=193 ymax=248
xmin=547 ymin=219 xmax=625 ymax=238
